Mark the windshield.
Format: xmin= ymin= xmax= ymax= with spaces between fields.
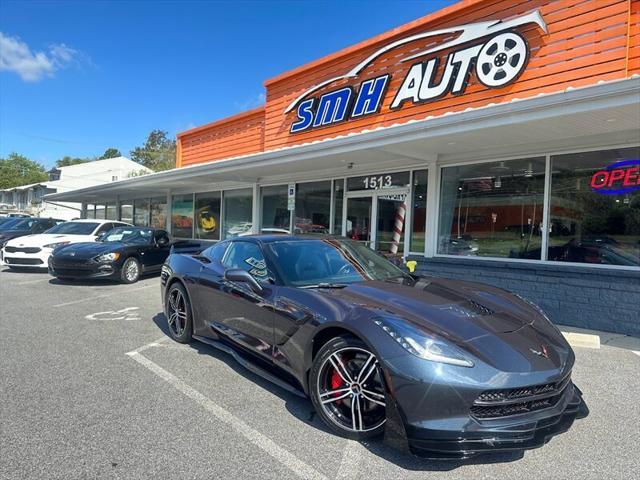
xmin=0 ymin=218 xmax=21 ymax=230
xmin=101 ymin=228 xmax=153 ymax=245
xmin=268 ymin=239 xmax=408 ymax=287
xmin=3 ymin=218 xmax=37 ymax=230
xmin=46 ymin=222 xmax=99 ymax=235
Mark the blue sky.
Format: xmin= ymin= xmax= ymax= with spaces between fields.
xmin=0 ymin=0 xmax=454 ymax=168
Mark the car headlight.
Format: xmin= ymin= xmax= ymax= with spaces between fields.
xmin=96 ymin=252 xmax=120 ymax=262
xmin=374 ymin=316 xmax=474 ymax=367
xmin=44 ymin=241 xmax=70 ymax=249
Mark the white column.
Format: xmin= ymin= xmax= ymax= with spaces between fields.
xmin=165 ymin=191 xmax=172 ymax=235
xmin=424 ymin=156 xmax=440 ymax=258
xmin=251 ymin=183 xmax=260 ymax=234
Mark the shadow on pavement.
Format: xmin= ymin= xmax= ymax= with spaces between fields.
xmin=150 ymin=312 xmax=524 ymax=471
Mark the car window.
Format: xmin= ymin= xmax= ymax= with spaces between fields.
xmin=32 ymin=222 xmax=48 ymax=233
xmin=222 ymin=241 xmax=268 ymax=280
xmin=203 ymin=241 xmax=228 ymax=262
xmin=45 ymin=222 xmax=101 ymax=235
xmin=95 ymin=223 xmax=114 ymax=235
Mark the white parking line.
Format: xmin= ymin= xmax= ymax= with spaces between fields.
xmin=126 ymin=350 xmax=328 ymax=480
xmin=53 ymin=284 xmax=155 ymax=307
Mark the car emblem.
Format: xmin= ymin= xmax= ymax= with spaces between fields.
xmin=530 ymin=345 xmax=550 ymax=358
xmin=70 ymin=252 xmax=76 ymax=256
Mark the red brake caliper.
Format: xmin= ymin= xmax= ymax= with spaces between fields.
xmin=331 ymin=369 xmax=345 ymax=404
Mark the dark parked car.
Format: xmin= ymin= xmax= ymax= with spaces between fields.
xmin=0 ymin=218 xmax=64 ymax=247
xmin=49 ymin=227 xmax=171 ymax=283
xmin=161 ymin=235 xmax=587 ymax=459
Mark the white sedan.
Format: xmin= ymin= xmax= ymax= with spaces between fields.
xmin=1 ymin=219 xmax=131 ymax=270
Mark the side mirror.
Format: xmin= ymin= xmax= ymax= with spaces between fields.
xmin=224 ymin=268 xmax=263 ymax=293
xmin=156 ymin=237 xmax=169 ymax=247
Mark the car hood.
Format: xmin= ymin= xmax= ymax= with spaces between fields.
xmin=316 ymin=277 xmax=571 ymax=372
xmin=4 ymin=233 xmax=97 ymax=248
xmin=54 ymin=242 xmax=122 ymax=258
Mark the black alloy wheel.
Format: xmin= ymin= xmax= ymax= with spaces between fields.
xmin=310 ymin=336 xmax=387 ymax=439
xmin=121 ymin=257 xmax=141 ymax=284
xmin=166 ymin=283 xmax=192 ymax=343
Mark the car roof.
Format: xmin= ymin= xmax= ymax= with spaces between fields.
xmin=235 ymin=234 xmax=340 ymax=244
xmin=69 ymin=219 xmax=130 ymax=224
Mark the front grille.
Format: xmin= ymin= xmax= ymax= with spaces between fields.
xmin=4 ymin=257 xmax=44 ymax=265
xmin=471 ymin=394 xmax=561 ymax=419
xmin=471 ymin=374 xmax=571 ymax=419
xmin=4 ymin=246 xmax=41 ymax=254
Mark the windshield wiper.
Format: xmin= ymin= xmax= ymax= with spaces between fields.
xmin=299 ymin=282 xmax=348 ymax=289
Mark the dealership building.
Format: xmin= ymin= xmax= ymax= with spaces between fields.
xmin=47 ymin=0 xmax=640 ymax=335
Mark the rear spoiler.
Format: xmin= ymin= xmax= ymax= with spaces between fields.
xmin=170 ymin=240 xmax=207 ymax=255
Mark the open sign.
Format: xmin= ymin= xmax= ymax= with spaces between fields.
xmin=590 ymin=160 xmax=640 ymax=195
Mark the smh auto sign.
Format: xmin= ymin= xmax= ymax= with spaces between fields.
xmin=287 ymin=10 xmax=547 ymax=133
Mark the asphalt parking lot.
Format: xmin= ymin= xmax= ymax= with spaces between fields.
xmin=1 ymin=267 xmax=638 ymax=480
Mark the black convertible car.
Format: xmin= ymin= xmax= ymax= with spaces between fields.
xmin=49 ymin=227 xmax=171 ymax=283
xmin=161 ymin=235 xmax=587 ymax=459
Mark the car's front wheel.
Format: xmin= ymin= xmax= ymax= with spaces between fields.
xmin=165 ymin=282 xmax=192 ymax=343
xmin=120 ymin=257 xmax=140 ymax=284
xmin=310 ymin=336 xmax=387 ymax=440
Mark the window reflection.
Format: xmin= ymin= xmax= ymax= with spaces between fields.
xmin=295 ymin=181 xmax=331 ymax=234
xmin=549 ymin=147 xmax=639 ymax=266
xmin=439 ymin=158 xmax=545 ymax=258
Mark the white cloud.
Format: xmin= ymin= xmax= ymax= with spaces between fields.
xmin=0 ymin=32 xmax=87 ymax=82
xmin=234 ymin=92 xmax=266 ymax=110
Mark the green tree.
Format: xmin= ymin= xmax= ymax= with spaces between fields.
xmin=0 ymin=153 xmax=48 ymax=189
xmin=130 ymin=130 xmax=176 ymax=171
xmin=99 ymin=148 xmax=121 ymax=159
xmin=56 ymin=156 xmax=92 ymax=167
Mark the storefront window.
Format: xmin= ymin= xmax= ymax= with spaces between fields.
xmin=134 ymin=199 xmax=150 ymax=226
xmin=106 ymin=203 xmax=117 ymax=220
xmin=261 ymin=185 xmax=290 ymax=234
xmin=150 ymin=197 xmax=167 ymax=229
xmin=95 ymin=204 xmax=105 ymax=219
xmin=224 ymin=188 xmax=253 ymax=238
xmin=195 ymin=191 xmax=221 ymax=240
xmin=120 ymin=203 xmax=133 ymax=224
xmin=295 ymin=181 xmax=331 ymax=234
xmin=410 ymin=170 xmax=428 ymax=253
xmin=549 ymin=147 xmax=639 ymax=266
xmin=333 ymin=180 xmax=344 ymax=235
xmin=171 ymin=194 xmax=194 ymax=238
xmin=85 ymin=204 xmax=95 ymax=219
xmin=439 ymin=158 xmax=545 ymax=258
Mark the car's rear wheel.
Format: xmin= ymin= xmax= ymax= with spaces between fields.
xmin=165 ymin=282 xmax=192 ymax=343
xmin=310 ymin=336 xmax=387 ymax=439
xmin=120 ymin=257 xmax=140 ymax=284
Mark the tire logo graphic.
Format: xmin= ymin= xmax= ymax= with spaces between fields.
xmin=476 ymin=32 xmax=528 ymax=88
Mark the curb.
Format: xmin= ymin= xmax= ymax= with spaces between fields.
xmin=561 ymin=331 xmax=601 ymax=349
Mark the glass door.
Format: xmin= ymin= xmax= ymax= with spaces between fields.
xmin=345 ymin=190 xmax=408 ymax=255
xmin=346 ymin=197 xmax=372 ymax=247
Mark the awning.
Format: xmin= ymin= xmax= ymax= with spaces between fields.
xmin=45 ymin=77 xmax=640 ymax=204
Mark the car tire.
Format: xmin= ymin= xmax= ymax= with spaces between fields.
xmin=120 ymin=257 xmax=141 ymax=284
xmin=310 ymin=336 xmax=387 ymax=440
xmin=165 ymin=282 xmax=193 ymax=343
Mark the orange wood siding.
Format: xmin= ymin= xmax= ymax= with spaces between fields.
xmin=176 ymin=0 xmax=639 ymax=167
xmin=629 ymin=0 xmax=640 ymax=74
xmin=178 ymin=107 xmax=265 ymax=167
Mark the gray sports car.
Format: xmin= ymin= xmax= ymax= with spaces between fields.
xmin=160 ymin=235 xmax=587 ymax=459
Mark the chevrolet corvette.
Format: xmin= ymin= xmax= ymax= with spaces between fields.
xmin=160 ymin=235 xmax=587 ymax=459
